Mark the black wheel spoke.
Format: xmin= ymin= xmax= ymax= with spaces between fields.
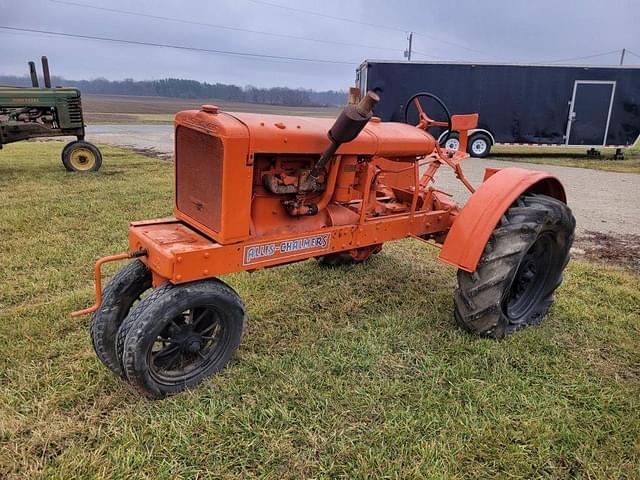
xmin=160 ymin=350 xmax=182 ymax=370
xmin=199 ymin=321 xmax=218 ymax=334
xmin=153 ymin=344 xmax=179 ymax=359
xmin=193 ymin=309 xmax=209 ymax=326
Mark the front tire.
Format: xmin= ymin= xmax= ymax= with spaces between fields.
xmin=454 ymin=194 xmax=575 ymax=339
xmin=90 ymin=260 xmax=152 ymax=377
xmin=116 ymin=279 xmax=246 ymax=399
xmin=62 ymin=140 xmax=103 ymax=172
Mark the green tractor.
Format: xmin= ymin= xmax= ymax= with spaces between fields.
xmin=0 ymin=56 xmax=102 ymax=172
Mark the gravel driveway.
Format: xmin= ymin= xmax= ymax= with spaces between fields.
xmin=434 ymin=158 xmax=640 ymax=236
xmin=88 ymin=124 xmax=175 ymax=154
xmin=87 ymin=124 xmax=640 ymax=237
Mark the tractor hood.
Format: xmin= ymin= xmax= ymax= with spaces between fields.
xmin=174 ymin=108 xmax=436 ymax=158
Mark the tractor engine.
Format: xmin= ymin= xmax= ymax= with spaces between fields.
xmin=173 ymin=92 xmax=440 ymax=245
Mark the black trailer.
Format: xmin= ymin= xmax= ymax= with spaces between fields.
xmin=356 ymin=60 xmax=640 ymax=158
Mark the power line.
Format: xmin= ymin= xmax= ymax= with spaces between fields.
xmin=626 ymin=49 xmax=640 ymax=60
xmin=47 ymin=0 xmax=405 ymax=54
xmin=411 ymin=34 xmax=493 ymax=57
xmin=243 ymin=0 xmax=492 ymax=57
xmin=244 ymin=0 xmax=407 ymax=33
xmin=0 ymin=26 xmax=361 ymax=65
xmin=412 ymin=50 xmax=457 ymax=61
xmin=536 ymin=49 xmax=623 ymax=65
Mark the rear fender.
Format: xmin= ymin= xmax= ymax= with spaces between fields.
xmin=439 ymin=167 xmax=566 ymax=272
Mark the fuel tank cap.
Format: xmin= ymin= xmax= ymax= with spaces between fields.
xmin=201 ymin=104 xmax=219 ymax=114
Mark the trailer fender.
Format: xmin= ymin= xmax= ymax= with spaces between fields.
xmin=439 ymin=167 xmax=566 ymax=272
xmin=438 ymin=128 xmax=495 ymax=145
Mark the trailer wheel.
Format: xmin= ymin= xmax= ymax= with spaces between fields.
xmin=90 ymin=259 xmax=151 ymax=378
xmin=116 ymin=279 xmax=246 ymax=399
xmin=317 ymin=244 xmax=382 ymax=267
xmin=468 ymin=133 xmax=492 ymax=158
xmin=441 ymin=132 xmax=460 ymax=151
xmin=454 ymin=194 xmax=574 ymax=339
xmin=62 ymin=140 xmax=102 ymax=172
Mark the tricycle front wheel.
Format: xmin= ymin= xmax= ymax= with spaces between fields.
xmin=90 ymin=259 xmax=151 ymax=378
xmin=116 ymin=279 xmax=246 ymax=399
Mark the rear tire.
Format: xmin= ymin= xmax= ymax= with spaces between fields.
xmin=90 ymin=260 xmax=151 ymax=377
xmin=454 ymin=194 xmax=575 ymax=339
xmin=317 ymin=244 xmax=382 ymax=267
xmin=116 ymin=279 xmax=246 ymax=399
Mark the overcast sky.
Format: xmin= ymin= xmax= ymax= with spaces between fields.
xmin=1 ymin=0 xmax=639 ymax=90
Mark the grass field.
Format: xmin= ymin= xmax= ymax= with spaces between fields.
xmin=491 ymin=145 xmax=640 ymax=174
xmin=1 ymin=142 xmax=639 ymax=478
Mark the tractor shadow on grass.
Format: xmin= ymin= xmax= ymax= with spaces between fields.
xmin=229 ymin=243 xmax=458 ymax=357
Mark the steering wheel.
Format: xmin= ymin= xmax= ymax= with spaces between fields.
xmin=404 ymin=92 xmax=452 ymax=144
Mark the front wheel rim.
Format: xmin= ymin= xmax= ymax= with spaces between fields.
xmin=147 ymin=305 xmax=231 ymax=386
xmin=69 ymin=147 xmax=96 ymax=170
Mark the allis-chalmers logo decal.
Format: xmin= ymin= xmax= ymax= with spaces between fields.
xmin=243 ymin=233 xmax=331 ymax=265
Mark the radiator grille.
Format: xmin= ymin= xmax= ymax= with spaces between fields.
xmin=67 ymin=97 xmax=83 ymax=124
xmin=175 ymin=126 xmax=223 ymax=232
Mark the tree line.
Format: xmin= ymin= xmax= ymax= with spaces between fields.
xmin=0 ymin=75 xmax=347 ymax=106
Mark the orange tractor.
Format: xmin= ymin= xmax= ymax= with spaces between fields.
xmin=73 ymin=89 xmax=575 ymax=398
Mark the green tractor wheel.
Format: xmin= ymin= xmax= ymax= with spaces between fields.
xmin=62 ymin=140 xmax=102 ymax=172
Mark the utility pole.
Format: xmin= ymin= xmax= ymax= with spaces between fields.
xmin=620 ymin=48 xmax=626 ymax=65
xmin=404 ymin=32 xmax=413 ymax=61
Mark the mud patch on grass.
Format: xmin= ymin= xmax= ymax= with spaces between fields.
xmin=573 ymin=231 xmax=640 ymax=272
xmin=123 ymin=146 xmax=172 ymax=161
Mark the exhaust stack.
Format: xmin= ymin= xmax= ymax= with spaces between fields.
xmin=28 ymin=61 xmax=39 ymax=87
xmin=311 ymin=90 xmax=380 ymax=178
xmin=41 ymin=56 xmax=51 ymax=88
